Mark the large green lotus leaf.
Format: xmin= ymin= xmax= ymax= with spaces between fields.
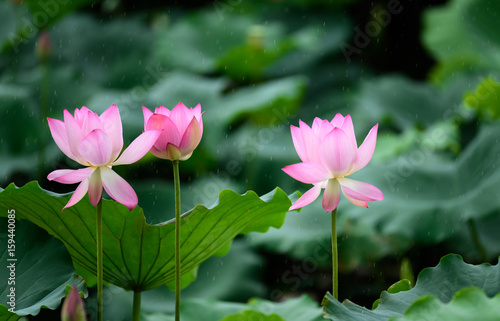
xmin=389 ymin=287 xmax=500 ymax=321
xmin=143 ymin=295 xmax=323 ymax=321
xmin=0 ymin=182 xmax=292 ymax=292
xmin=0 ymin=219 xmax=86 ymax=320
xmin=323 ymin=254 xmax=500 ymax=321
xmin=422 ymin=0 xmax=500 ymax=81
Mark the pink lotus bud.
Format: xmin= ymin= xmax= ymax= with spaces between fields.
xmin=36 ymin=31 xmax=51 ymax=63
xmin=61 ymin=286 xmax=87 ymax=321
xmin=143 ymin=102 xmax=203 ymax=161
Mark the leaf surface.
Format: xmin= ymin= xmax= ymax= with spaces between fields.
xmin=323 ymin=254 xmax=500 ymax=320
xmin=0 ymin=219 xmax=86 ymax=320
xmin=0 ymin=182 xmax=292 ymax=291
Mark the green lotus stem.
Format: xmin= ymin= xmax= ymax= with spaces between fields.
xmin=96 ymin=198 xmax=103 ymax=321
xmin=331 ymin=208 xmax=338 ymax=300
xmin=173 ymin=160 xmax=181 ymax=321
xmin=40 ymin=62 xmax=49 ymax=124
xmin=132 ymin=291 xmax=141 ymax=321
xmin=38 ymin=62 xmax=49 ymax=181
xmin=467 ymin=218 xmax=487 ymax=262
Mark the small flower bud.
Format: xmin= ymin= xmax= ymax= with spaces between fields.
xmin=61 ymin=286 xmax=87 ymax=321
xmin=35 ymin=31 xmax=51 ymax=64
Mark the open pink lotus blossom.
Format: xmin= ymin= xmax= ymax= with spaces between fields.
xmin=282 ymin=114 xmax=383 ymax=212
xmin=47 ymin=105 xmax=162 ymax=211
xmin=143 ymin=102 xmax=203 ymax=161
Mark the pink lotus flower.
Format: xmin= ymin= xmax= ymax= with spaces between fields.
xmin=143 ymin=102 xmax=203 ymax=161
xmin=47 ymin=105 xmax=162 ymax=210
xmin=282 ymin=114 xmax=383 ymax=212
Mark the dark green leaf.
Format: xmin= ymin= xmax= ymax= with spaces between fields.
xmin=0 ymin=219 xmax=86 ymax=319
xmin=322 ymin=254 xmax=500 ymax=321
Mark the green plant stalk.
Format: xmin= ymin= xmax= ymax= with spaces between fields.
xmin=331 ymin=208 xmax=338 ymax=300
xmin=96 ymin=198 xmax=103 ymax=321
xmin=38 ymin=62 xmax=49 ymax=181
xmin=173 ymin=160 xmax=181 ymax=321
xmin=467 ymin=218 xmax=488 ymax=262
xmin=132 ymin=291 xmax=141 ymax=321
